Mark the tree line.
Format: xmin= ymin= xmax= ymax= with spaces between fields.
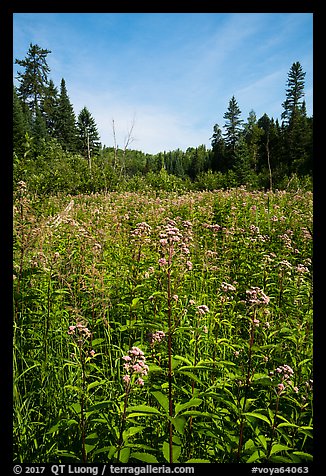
xmin=13 ymin=44 xmax=313 ymax=195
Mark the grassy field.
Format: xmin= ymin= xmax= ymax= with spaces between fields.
xmin=13 ymin=184 xmax=313 ymax=463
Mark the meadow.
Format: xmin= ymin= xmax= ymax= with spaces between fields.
xmin=13 ymin=183 xmax=313 ymax=464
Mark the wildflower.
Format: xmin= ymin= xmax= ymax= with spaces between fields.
xmin=203 ymin=325 xmax=208 ymax=334
xmin=159 ymin=257 xmax=167 ymax=267
xmin=148 ymin=330 xmax=165 ymax=345
xmin=89 ymin=349 xmax=95 ymax=357
xmin=277 ymin=383 xmax=285 ymax=393
xmin=246 ymin=287 xmax=270 ymax=306
xmin=234 ymin=350 xmax=240 ymax=358
xmin=221 ymin=282 xmax=236 ymax=293
xmin=173 ymin=294 xmax=179 ymax=301
xmin=122 ymin=346 xmax=148 ymax=387
xmin=18 ymin=180 xmax=27 ymax=190
xmin=253 ymin=319 xmax=260 ymax=327
xmin=123 ymin=375 xmax=131 ymax=384
xmin=197 ymin=304 xmax=209 ymax=315
xmin=68 ymin=325 xmax=76 ymax=335
xmin=296 ymin=264 xmax=309 ymax=273
xmin=186 ymin=260 xmax=193 ymax=270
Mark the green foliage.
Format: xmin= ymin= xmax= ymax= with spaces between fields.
xmin=13 ymin=186 xmax=313 ymax=463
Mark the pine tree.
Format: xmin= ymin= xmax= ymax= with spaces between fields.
xmin=76 ymin=106 xmax=101 ymax=168
xmin=56 ymin=78 xmax=77 ymax=152
xmin=15 ymin=43 xmax=51 ymax=117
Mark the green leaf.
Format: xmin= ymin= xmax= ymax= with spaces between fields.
xmin=152 ymin=391 xmax=169 ymax=413
xmin=119 ymin=447 xmax=130 ymax=463
xmin=162 ymin=441 xmax=181 ymax=463
xmin=172 ymin=355 xmax=193 ymax=366
xmin=243 ymin=412 xmax=271 ymax=425
xmin=171 ymin=416 xmax=186 ymax=435
xmin=270 ymin=443 xmax=292 ymax=455
xmin=257 ymin=433 xmax=267 ymax=450
xmin=123 ymin=426 xmax=144 ymax=441
xmin=126 ymin=404 xmax=161 ymax=414
xmin=292 ymin=451 xmax=313 ymax=461
xmin=246 ymin=449 xmax=265 ymax=463
xmin=87 ymin=379 xmax=106 ymax=392
xmin=93 ymin=446 xmax=114 ymax=456
xmin=91 ymin=338 xmax=105 ymax=347
xmin=175 ymin=398 xmax=202 ymax=416
xmin=131 ymin=452 xmax=159 ymax=463
xmin=131 ymin=297 xmax=141 ymax=309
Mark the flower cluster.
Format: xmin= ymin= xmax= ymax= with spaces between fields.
xmin=203 ymin=223 xmax=221 ymax=233
xmin=196 ymin=304 xmax=210 ymax=315
xmin=272 ymin=364 xmax=297 ymax=394
xmin=130 ymin=222 xmax=152 ymax=245
xmin=122 ymin=346 xmax=148 ymax=387
xmin=148 ymin=330 xmax=166 ymax=346
xmin=221 ymin=282 xmax=236 ymax=293
xmin=245 ymin=286 xmax=270 ymax=306
xmin=158 ymin=218 xmax=193 ymax=263
xmin=68 ymin=321 xmax=92 ymax=340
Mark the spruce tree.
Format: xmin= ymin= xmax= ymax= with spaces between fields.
xmin=56 ymin=78 xmax=77 ymax=152
xmin=281 ymin=62 xmax=311 ymax=175
xmin=76 ymin=106 xmax=101 ymax=165
xmin=15 ymin=43 xmax=51 ymax=117
xmin=223 ymin=96 xmax=243 ymax=170
xmin=41 ymin=79 xmax=59 ymax=137
xmin=223 ymin=96 xmax=243 ymax=151
xmin=13 ymin=86 xmax=30 ymax=155
xmin=210 ymin=124 xmax=227 ymax=172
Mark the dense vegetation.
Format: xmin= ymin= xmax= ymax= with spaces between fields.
xmin=13 ymin=184 xmax=313 ymax=463
xmin=14 ymin=44 xmax=313 ymax=195
xmin=13 ymin=44 xmax=313 ymax=464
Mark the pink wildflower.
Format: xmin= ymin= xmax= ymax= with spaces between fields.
xmin=123 ymin=375 xmax=131 ymax=384
xmin=159 ymin=257 xmax=167 ymax=267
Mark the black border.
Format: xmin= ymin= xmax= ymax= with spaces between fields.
xmin=2 ymin=0 xmax=321 ymax=473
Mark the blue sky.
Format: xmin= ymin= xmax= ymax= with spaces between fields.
xmin=13 ymin=13 xmax=313 ymax=154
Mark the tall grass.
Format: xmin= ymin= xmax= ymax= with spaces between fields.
xmin=13 ymin=185 xmax=313 ymax=463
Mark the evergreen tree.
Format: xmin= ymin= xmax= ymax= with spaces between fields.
xmin=223 ymin=96 xmax=243 ymax=170
xmin=41 ymin=79 xmax=59 ymax=137
xmin=243 ymin=110 xmax=263 ymax=172
xmin=56 ymin=78 xmax=77 ymax=152
xmin=223 ymin=96 xmax=243 ymax=151
xmin=281 ymin=62 xmax=306 ymax=125
xmin=76 ymin=106 xmax=101 ymax=166
xmin=32 ymin=108 xmax=48 ymax=157
xmin=15 ymin=43 xmax=51 ymax=117
xmin=210 ymin=123 xmax=227 ymax=172
xmin=281 ymin=62 xmax=311 ymax=174
xmin=13 ymin=86 xmax=30 ymax=155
